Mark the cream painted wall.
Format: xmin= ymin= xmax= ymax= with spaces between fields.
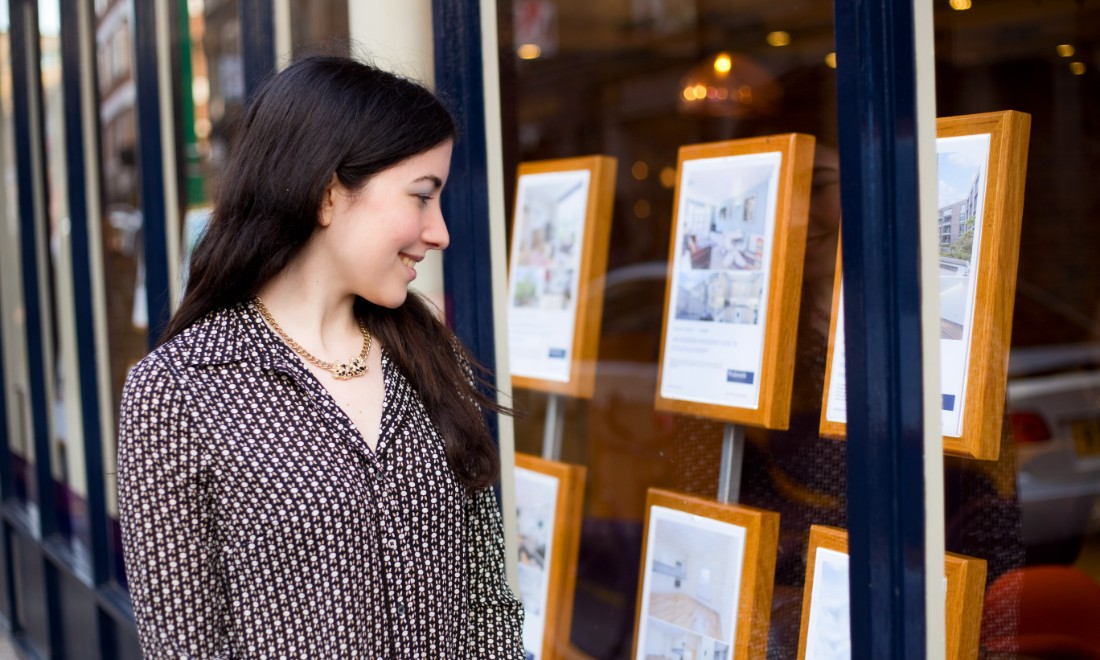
xmin=347 ymin=1 xmax=522 ymax=594
xmin=348 ymin=2 xmax=445 ymax=315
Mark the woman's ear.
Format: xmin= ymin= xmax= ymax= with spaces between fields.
xmin=318 ymin=174 xmax=341 ymax=227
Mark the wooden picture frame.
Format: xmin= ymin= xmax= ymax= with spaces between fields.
xmin=507 ymin=156 xmax=617 ymax=399
xmin=632 ymin=488 xmax=780 ymax=660
xmin=514 ymin=453 xmax=587 ymax=660
xmin=655 ymin=134 xmax=815 ymax=429
xmin=797 ymin=525 xmax=987 ymax=660
xmin=820 ymin=111 xmax=1031 ymax=459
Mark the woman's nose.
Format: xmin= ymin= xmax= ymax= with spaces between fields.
xmin=424 ymin=209 xmax=450 ymax=250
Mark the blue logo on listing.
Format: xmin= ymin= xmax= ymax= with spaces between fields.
xmin=726 ymin=370 xmax=754 ymax=384
xmin=548 ymin=348 xmax=566 ymax=359
xmin=942 ymin=394 xmax=956 ymax=411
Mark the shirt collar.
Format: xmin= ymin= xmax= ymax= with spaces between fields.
xmin=175 ymin=301 xmax=290 ymax=371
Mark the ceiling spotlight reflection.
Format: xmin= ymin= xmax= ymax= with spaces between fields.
xmin=825 ymin=52 xmax=837 ymax=69
xmin=517 ymin=43 xmax=542 ymax=60
xmin=1070 ymin=61 xmax=1086 ymax=75
xmin=659 ymin=167 xmax=676 ymax=189
xmin=679 ymin=52 xmax=779 ymax=118
xmin=714 ymin=53 xmax=732 ymax=74
xmin=766 ymin=31 xmax=791 ymax=47
xmin=1056 ymin=44 xmax=1075 ymax=58
xmin=949 ymin=0 xmax=972 ymax=10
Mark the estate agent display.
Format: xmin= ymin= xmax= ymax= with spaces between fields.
xmin=821 ymin=111 xmax=1031 ymax=459
xmin=632 ymin=489 xmax=779 ymax=660
xmin=797 ymin=526 xmax=987 ymax=660
xmin=507 ymin=155 xmax=617 ymax=398
xmin=514 ymin=454 xmax=587 ymax=660
xmin=656 ymin=134 xmax=815 ymax=429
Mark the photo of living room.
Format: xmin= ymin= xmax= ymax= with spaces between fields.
xmin=676 ymin=158 xmax=773 ymax=273
xmin=514 ymin=172 xmax=588 ymax=270
xmin=637 ymin=507 xmax=747 ymax=660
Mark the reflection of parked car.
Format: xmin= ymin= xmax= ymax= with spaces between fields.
xmin=1007 ymin=343 xmax=1100 ymax=561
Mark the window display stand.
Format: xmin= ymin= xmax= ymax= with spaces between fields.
xmin=542 ymin=393 xmax=565 ymax=461
xmin=651 ymin=135 xmax=815 ymax=509
xmin=718 ymin=423 xmax=746 ymax=504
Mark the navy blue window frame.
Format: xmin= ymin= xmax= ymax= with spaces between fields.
xmin=833 ymin=0 xmax=929 ymax=657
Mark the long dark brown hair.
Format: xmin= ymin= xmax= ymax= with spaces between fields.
xmin=163 ymin=55 xmax=506 ymax=492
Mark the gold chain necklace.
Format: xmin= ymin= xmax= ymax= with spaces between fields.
xmin=252 ymin=297 xmax=372 ymax=380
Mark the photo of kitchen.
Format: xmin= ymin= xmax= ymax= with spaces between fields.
xmin=636 ymin=507 xmax=747 ymax=660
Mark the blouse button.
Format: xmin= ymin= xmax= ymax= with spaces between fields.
xmin=386 ymin=539 xmax=397 ymax=549
xmin=396 ymin=604 xmax=406 ymax=616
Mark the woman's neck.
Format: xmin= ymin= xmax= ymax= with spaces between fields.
xmin=254 ymin=258 xmax=362 ymax=359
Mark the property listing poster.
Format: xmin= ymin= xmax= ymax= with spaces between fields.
xmin=515 ymin=467 xmax=560 ymax=660
xmin=508 ymin=170 xmax=591 ymax=383
xmin=823 ymin=134 xmax=990 ymax=438
xmin=660 ymin=151 xmax=782 ymax=410
xmin=635 ymin=506 xmax=747 ymax=660
xmin=803 ymin=547 xmax=949 ymax=660
xmin=804 ymin=548 xmax=851 ymax=660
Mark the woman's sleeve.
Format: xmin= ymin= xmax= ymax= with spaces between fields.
xmin=465 ymin=485 xmax=525 ymax=658
xmin=117 ymin=356 xmax=231 ymax=658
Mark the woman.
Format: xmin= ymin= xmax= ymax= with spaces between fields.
xmin=118 ymin=56 xmax=523 ymax=658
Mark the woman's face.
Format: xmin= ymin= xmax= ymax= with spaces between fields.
xmin=804 ymin=146 xmax=842 ymax=284
xmin=317 ymin=140 xmax=453 ymax=308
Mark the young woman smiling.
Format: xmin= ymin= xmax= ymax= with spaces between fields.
xmin=117 ymin=56 xmax=523 ymax=658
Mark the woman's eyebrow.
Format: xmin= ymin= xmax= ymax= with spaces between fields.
xmin=413 ymin=175 xmax=444 ymax=189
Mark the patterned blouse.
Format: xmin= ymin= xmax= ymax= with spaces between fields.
xmin=118 ymin=303 xmax=524 ymax=658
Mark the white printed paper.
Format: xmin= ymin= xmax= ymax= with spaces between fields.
xmin=515 ymin=467 xmax=560 ymax=660
xmin=804 ymin=548 xmax=851 ymax=660
xmin=823 ymin=133 xmax=991 ymax=438
xmin=508 ymin=170 xmax=591 ymax=382
xmin=659 ymin=152 xmax=783 ymax=410
xmin=635 ymin=506 xmax=747 ymax=660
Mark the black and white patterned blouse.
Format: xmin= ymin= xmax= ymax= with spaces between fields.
xmin=118 ymin=303 xmax=523 ymax=658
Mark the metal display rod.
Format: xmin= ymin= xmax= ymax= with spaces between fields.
xmin=542 ymin=393 xmax=565 ymax=462
xmin=717 ymin=423 xmax=745 ymax=504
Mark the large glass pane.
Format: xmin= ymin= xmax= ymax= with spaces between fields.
xmin=499 ymin=2 xmax=844 ymax=657
xmin=39 ymin=0 xmax=93 ymax=569
xmin=932 ymin=0 xmax=1100 ymax=654
xmin=94 ymin=0 xmax=147 ymax=584
xmin=0 ymin=0 xmax=37 ymax=511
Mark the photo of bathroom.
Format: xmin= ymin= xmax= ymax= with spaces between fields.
xmin=636 ymin=507 xmax=747 ymax=660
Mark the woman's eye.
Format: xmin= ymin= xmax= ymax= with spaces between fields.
xmin=416 ymin=194 xmax=433 ymax=206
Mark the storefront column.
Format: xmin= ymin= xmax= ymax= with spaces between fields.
xmin=430 ymin=0 xmax=521 ymax=588
xmin=834 ymin=0 xmax=945 ymax=657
